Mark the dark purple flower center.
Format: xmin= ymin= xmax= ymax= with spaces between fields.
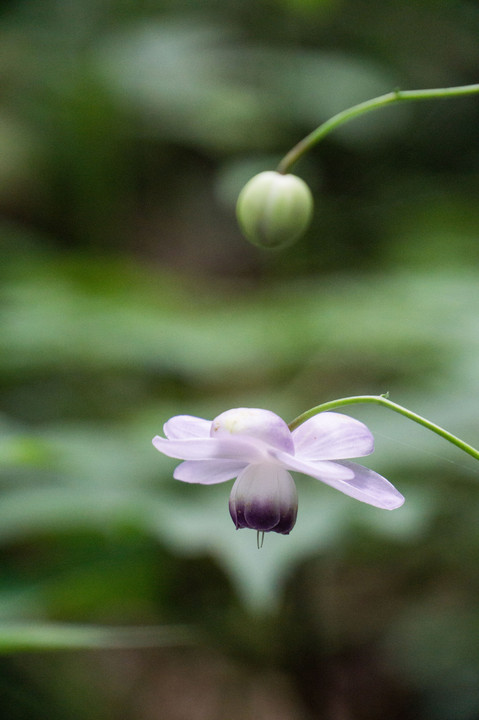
xmin=228 ymin=463 xmax=298 ymax=535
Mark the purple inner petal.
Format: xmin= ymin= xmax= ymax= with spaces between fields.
xmin=229 ymin=464 xmax=298 ymax=534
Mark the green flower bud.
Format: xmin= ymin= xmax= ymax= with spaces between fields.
xmin=236 ymin=171 xmax=314 ymax=249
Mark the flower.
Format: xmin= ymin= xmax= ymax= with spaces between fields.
xmin=152 ymin=408 xmax=404 ymax=535
xmin=236 ymin=171 xmax=314 ymax=249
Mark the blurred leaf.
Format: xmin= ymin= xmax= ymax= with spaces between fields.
xmin=0 ymin=113 xmax=37 ymax=192
xmin=96 ymin=20 xmax=281 ymax=152
xmin=0 ymin=486 xmax=168 ymax=543
xmin=2 ymin=257 xmax=479 ymax=388
xmin=0 ymin=622 xmax=193 ymax=653
xmin=0 ymin=428 xmax=54 ymax=471
xmin=95 ymin=20 xmax=404 ymax=153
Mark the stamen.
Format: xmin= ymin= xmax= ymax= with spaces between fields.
xmin=257 ymin=530 xmax=265 ymax=549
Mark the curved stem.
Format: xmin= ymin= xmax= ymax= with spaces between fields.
xmin=288 ymin=394 xmax=479 ymax=461
xmin=277 ymin=83 xmax=479 ymax=174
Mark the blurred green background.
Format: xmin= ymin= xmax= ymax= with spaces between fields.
xmin=2 ymin=0 xmax=479 ymax=718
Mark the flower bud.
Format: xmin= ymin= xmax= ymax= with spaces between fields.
xmin=229 ymin=464 xmax=298 ymax=535
xmin=236 ymin=171 xmax=314 ymax=249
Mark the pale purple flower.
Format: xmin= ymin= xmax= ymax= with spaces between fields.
xmin=152 ymin=408 xmax=404 ymax=535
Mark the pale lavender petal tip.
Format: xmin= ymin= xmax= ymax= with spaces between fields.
xmin=319 ymin=460 xmax=404 ymax=509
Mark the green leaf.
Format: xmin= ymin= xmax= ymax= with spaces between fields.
xmin=0 ymin=622 xmax=193 ymax=653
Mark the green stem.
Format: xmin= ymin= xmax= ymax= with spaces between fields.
xmin=277 ymin=83 xmax=479 ymax=174
xmin=288 ymin=394 xmax=479 ymax=461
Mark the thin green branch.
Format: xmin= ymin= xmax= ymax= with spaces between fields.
xmin=288 ymin=394 xmax=479 ymax=462
xmin=277 ymin=83 xmax=479 ymax=174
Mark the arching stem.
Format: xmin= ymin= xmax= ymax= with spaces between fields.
xmin=288 ymin=394 xmax=479 ymax=462
xmin=277 ymin=83 xmax=479 ymax=174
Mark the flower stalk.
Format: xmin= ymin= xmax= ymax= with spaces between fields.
xmin=289 ymin=394 xmax=479 ymax=462
xmin=277 ymin=83 xmax=479 ymax=174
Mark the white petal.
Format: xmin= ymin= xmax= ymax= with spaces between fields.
xmin=152 ymin=434 xmax=269 ymax=463
xmin=163 ymin=415 xmax=211 ymax=440
xmin=332 ymin=460 xmax=404 ymax=509
xmin=280 ymin=450 xmax=404 ymax=509
xmin=173 ymin=459 xmax=247 ymax=484
xmin=276 ymin=451 xmax=356 ymax=481
xmin=211 ymin=408 xmax=294 ymax=453
xmin=292 ymin=412 xmax=374 ymax=460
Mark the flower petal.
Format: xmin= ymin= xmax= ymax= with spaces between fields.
xmin=274 ymin=450 xmax=356 ymax=481
xmin=331 ymin=460 xmax=404 ymax=509
xmin=173 ymin=459 xmax=247 ymax=484
xmin=279 ymin=451 xmax=404 ymax=509
xmin=152 ymin=434 xmax=270 ymax=463
xmin=292 ymin=412 xmax=374 ymax=460
xmin=211 ymin=408 xmax=294 ymax=453
xmin=163 ymin=415 xmax=211 ymax=440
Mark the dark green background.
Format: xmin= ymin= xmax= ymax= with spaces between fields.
xmin=1 ymin=0 xmax=479 ymax=718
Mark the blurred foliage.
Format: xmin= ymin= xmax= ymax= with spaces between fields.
xmin=1 ymin=0 xmax=479 ymax=718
